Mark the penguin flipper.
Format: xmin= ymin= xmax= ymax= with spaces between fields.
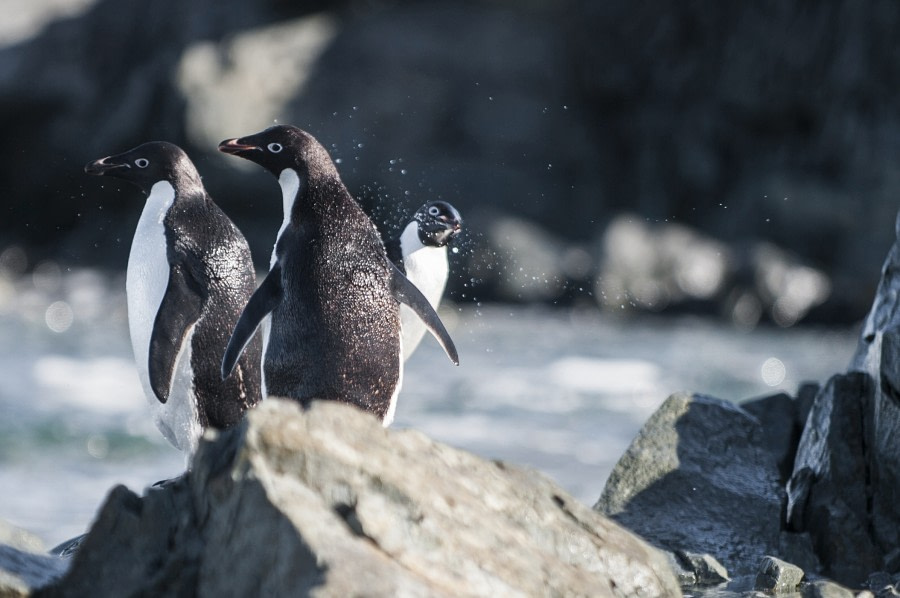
xmin=384 ymin=237 xmax=405 ymax=273
xmin=221 ymin=264 xmax=283 ymax=380
xmin=149 ymin=264 xmax=205 ymax=404
xmin=389 ymin=261 xmax=459 ymax=365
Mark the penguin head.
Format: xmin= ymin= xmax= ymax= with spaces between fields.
xmin=218 ymin=125 xmax=336 ymax=181
xmin=414 ymin=201 xmax=463 ymax=247
xmin=85 ymin=142 xmax=201 ymax=194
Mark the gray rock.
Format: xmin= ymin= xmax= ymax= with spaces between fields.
xmin=741 ymin=392 xmax=802 ymax=482
xmin=755 ymin=555 xmax=804 ymax=593
xmin=674 ymin=550 xmax=730 ymax=586
xmin=786 ymin=212 xmax=900 ymax=586
xmin=785 ymin=373 xmax=881 ymax=584
xmin=41 ymin=399 xmax=681 ymax=597
xmin=802 ymin=579 xmax=858 ymax=598
xmin=596 ymin=392 xmax=798 ymax=577
xmin=851 ymin=214 xmax=900 ymax=551
xmin=48 ymin=535 xmax=86 ymax=559
xmin=866 ymin=571 xmax=895 ymax=596
xmin=0 ymin=520 xmax=45 ymax=555
xmin=0 ymin=521 xmax=68 ymax=596
xmin=795 ymin=382 xmax=820 ymax=430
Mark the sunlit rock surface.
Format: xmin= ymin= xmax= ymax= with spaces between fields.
xmin=37 ymin=399 xmax=680 ymax=597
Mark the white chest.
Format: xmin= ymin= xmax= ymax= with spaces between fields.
xmin=270 ymin=168 xmax=299 ymax=269
xmin=400 ymin=223 xmax=449 ymax=306
xmin=126 ymin=180 xmax=176 ymax=386
xmin=125 ymin=182 xmax=201 ymax=457
xmin=398 ymin=222 xmax=449 ymax=361
xmin=260 ymin=168 xmax=301 ymax=396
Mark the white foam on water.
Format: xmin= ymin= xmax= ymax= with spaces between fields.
xmin=548 ymin=357 xmax=660 ymax=395
xmin=32 ymin=355 xmax=144 ymax=414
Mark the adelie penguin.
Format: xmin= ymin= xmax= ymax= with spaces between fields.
xmin=85 ymin=142 xmax=262 ymax=460
xmin=219 ymin=125 xmax=458 ymax=425
xmin=385 ymin=201 xmax=463 ymax=361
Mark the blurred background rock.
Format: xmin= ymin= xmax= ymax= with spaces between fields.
xmin=1 ymin=0 xmax=895 ymax=327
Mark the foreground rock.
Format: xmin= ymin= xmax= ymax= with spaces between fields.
xmin=33 ymin=399 xmax=679 ymax=597
xmin=785 ymin=212 xmax=900 ymax=586
xmin=0 ymin=521 xmax=67 ymax=596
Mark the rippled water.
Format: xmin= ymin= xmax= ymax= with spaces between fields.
xmin=0 ymin=266 xmax=857 ymax=548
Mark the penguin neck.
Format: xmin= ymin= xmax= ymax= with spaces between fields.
xmin=399 ymin=220 xmax=449 ymax=307
xmin=168 ymin=161 xmax=205 ymax=202
xmin=271 ymin=168 xmax=301 ymax=268
xmin=278 ymin=168 xmax=301 ymax=227
xmin=281 ymin=166 xmax=349 ymax=225
xmin=400 ymin=221 xmax=427 ymax=255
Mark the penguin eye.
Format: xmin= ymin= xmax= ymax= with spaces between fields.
xmin=135 ymin=158 xmax=149 ymax=169
xmin=267 ymin=143 xmax=283 ymax=153
xmin=428 ymin=206 xmax=441 ymax=217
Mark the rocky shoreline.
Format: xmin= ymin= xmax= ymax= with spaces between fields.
xmin=8 ymin=212 xmax=900 ymax=595
xmin=7 ymin=209 xmax=900 ymax=595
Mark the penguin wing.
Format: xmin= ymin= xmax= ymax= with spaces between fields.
xmin=221 ymin=264 xmax=283 ymax=380
xmin=389 ymin=261 xmax=459 ymax=365
xmin=384 ymin=237 xmax=405 ymax=274
xmin=149 ymin=263 xmax=206 ymax=404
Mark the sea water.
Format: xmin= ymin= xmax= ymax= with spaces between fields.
xmin=0 ymin=267 xmax=857 ymax=547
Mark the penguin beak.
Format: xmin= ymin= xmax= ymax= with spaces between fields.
xmin=84 ymin=157 xmax=130 ymax=176
xmin=443 ymin=216 xmax=462 ymax=233
xmin=218 ymin=138 xmax=260 ymax=156
xmin=423 ymin=216 xmax=462 ymax=235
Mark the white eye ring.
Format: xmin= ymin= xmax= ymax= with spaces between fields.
xmin=135 ymin=158 xmax=149 ymax=168
xmin=267 ymin=143 xmax=283 ymax=153
xmin=428 ymin=206 xmax=441 ymax=217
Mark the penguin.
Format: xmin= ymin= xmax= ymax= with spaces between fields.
xmin=85 ymin=142 xmax=262 ymax=459
xmin=385 ymin=201 xmax=462 ymax=361
xmin=218 ymin=125 xmax=457 ymax=425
